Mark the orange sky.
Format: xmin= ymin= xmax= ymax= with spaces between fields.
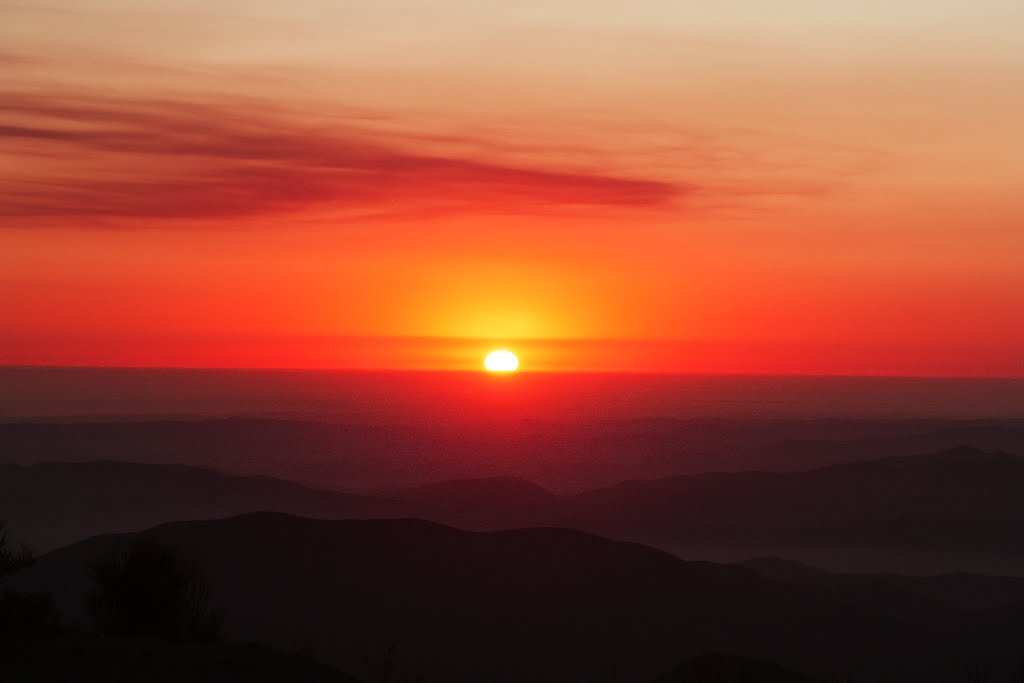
xmin=1 ymin=0 xmax=1022 ymax=375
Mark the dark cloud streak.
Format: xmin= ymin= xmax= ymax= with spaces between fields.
xmin=0 ymin=91 xmax=678 ymax=225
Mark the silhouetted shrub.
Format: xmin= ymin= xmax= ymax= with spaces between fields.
xmin=90 ymin=540 xmax=221 ymax=642
xmin=0 ymin=523 xmax=34 ymax=577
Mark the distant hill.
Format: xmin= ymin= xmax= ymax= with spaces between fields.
xmin=386 ymin=475 xmax=563 ymax=529
xmin=0 ymin=460 xmax=381 ymax=552
xmin=3 ymin=417 xmax=1024 ymax=491
xmin=6 ymin=513 xmax=1024 ymax=683
xmin=567 ymin=446 xmax=1024 ymax=574
xmin=8 ymin=446 xmax=1024 ymax=574
xmin=385 ymin=446 xmax=1024 ymax=575
xmin=741 ymin=557 xmax=834 ymax=582
xmin=741 ymin=556 xmax=1024 ymax=613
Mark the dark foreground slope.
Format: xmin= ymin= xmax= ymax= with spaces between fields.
xmin=0 ymin=635 xmax=360 ymax=683
xmin=649 ymin=654 xmax=826 ymax=683
xmin=6 ymin=514 xmax=1024 ymax=683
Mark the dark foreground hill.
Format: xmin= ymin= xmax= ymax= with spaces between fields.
xmin=649 ymin=654 xmax=826 ymax=683
xmin=0 ymin=634 xmax=360 ymax=683
xmin=6 ymin=513 xmax=1024 ymax=682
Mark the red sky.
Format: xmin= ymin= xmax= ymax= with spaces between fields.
xmin=1 ymin=0 xmax=1022 ymax=375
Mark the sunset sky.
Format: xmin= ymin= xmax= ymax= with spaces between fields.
xmin=2 ymin=0 xmax=1022 ymax=375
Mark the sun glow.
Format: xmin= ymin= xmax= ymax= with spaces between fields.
xmin=484 ymin=349 xmax=519 ymax=373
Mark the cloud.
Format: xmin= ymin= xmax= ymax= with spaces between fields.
xmin=0 ymin=91 xmax=678 ymax=225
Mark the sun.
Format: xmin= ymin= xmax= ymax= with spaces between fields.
xmin=484 ymin=349 xmax=519 ymax=373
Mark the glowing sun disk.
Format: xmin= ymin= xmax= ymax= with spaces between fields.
xmin=484 ymin=349 xmax=519 ymax=373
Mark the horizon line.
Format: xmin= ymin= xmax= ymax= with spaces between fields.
xmin=3 ymin=364 xmax=1023 ymax=381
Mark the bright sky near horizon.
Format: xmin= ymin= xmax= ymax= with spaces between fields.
xmin=1 ymin=0 xmax=1022 ymax=374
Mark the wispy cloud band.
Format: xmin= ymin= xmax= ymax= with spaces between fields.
xmin=1 ymin=91 xmax=678 ymax=225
